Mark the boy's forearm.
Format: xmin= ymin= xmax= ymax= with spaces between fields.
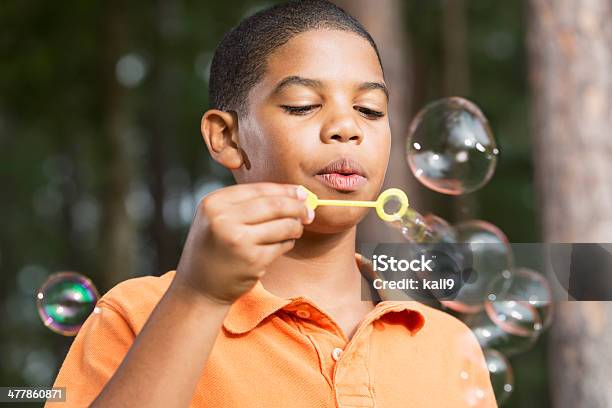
xmin=90 ymin=282 xmax=231 ymax=408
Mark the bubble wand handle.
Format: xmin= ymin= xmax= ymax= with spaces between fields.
xmin=316 ymin=199 xmax=377 ymax=208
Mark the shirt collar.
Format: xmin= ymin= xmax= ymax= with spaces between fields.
xmin=222 ymin=253 xmax=426 ymax=335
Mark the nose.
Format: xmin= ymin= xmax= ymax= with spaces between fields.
xmin=320 ymin=107 xmax=364 ymax=144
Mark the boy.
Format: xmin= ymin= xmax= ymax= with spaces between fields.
xmin=49 ymin=1 xmax=495 ymax=406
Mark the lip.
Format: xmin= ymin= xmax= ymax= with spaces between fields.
xmin=315 ymin=173 xmax=367 ymax=191
xmin=315 ymin=157 xmax=368 ymax=192
xmin=317 ymin=157 xmax=367 ymax=177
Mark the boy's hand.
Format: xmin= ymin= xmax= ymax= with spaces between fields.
xmin=172 ymin=182 xmax=314 ymax=305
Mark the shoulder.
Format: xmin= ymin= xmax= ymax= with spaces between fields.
xmin=97 ymin=270 xmax=176 ymax=332
xmin=383 ymin=301 xmax=488 ymax=375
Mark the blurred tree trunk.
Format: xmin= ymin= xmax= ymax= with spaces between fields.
xmin=528 ymin=1 xmax=612 ymax=407
xmin=147 ymin=0 xmax=181 ymax=275
xmin=441 ymin=0 xmax=477 ymax=222
xmin=442 ymin=0 xmax=470 ymax=96
xmin=100 ymin=0 xmax=137 ymax=287
xmin=334 ymin=0 xmax=419 ymax=243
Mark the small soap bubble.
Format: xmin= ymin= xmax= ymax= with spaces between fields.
xmin=420 ymin=214 xmax=457 ymax=244
xmin=392 ymin=208 xmax=456 ymax=244
xmin=406 ymin=97 xmax=499 ymax=195
xmin=485 ymin=299 xmax=542 ymax=337
xmin=36 ymin=272 xmax=100 ymax=336
xmin=464 ymin=387 xmax=488 ymax=407
xmin=456 ymin=333 xmax=501 ymax=406
xmin=483 ymin=349 xmax=514 ymax=405
xmin=486 ymin=267 xmax=554 ymax=332
xmin=441 ymin=220 xmax=514 ymax=314
xmin=463 ymin=310 xmax=540 ymax=356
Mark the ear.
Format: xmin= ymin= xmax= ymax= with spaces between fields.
xmin=200 ymin=109 xmax=244 ymax=170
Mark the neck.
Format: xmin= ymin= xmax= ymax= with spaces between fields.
xmin=260 ymin=227 xmax=363 ymax=306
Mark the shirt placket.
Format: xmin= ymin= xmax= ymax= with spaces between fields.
xmin=332 ymin=324 xmax=375 ymax=408
xmin=285 ymin=301 xmax=376 ymax=408
xmin=286 ymin=302 xmax=346 ymax=386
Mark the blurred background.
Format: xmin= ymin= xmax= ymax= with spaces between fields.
xmin=1 ymin=1 xmax=611 ymax=407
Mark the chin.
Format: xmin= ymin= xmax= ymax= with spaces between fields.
xmin=304 ymin=207 xmax=366 ymax=234
xmin=305 ymin=222 xmax=357 ymax=234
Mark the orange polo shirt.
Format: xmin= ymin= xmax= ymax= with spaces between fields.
xmin=48 ymin=254 xmax=496 ymax=407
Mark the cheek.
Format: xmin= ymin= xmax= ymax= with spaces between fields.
xmin=381 ymin=123 xmax=392 ymax=155
xmin=246 ymin=120 xmax=314 ymax=177
xmin=262 ymin=119 xmax=318 ymax=158
xmin=367 ymin=128 xmax=392 ymax=174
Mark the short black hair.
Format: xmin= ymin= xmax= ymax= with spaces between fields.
xmin=208 ymin=0 xmax=384 ymax=116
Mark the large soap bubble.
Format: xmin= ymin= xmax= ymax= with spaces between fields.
xmin=407 ymin=97 xmax=499 ymax=195
xmin=36 ymin=271 xmax=100 ymax=336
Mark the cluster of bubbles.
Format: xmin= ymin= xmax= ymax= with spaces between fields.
xmin=395 ymin=97 xmax=554 ymax=406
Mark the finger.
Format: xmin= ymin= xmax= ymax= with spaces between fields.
xmin=207 ymin=182 xmax=303 ymax=206
xmin=233 ymin=196 xmax=312 ymax=225
xmin=248 ymin=218 xmax=304 ymax=245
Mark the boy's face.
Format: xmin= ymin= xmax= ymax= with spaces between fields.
xmin=236 ymin=29 xmax=391 ymax=233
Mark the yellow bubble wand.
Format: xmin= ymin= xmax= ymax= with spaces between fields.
xmin=299 ymin=186 xmax=410 ymax=222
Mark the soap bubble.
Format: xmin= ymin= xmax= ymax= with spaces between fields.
xmin=460 ymin=347 xmax=514 ymax=407
xmin=463 ymin=309 xmax=540 ymax=356
xmin=392 ymin=208 xmax=456 ymax=244
xmin=441 ymin=220 xmax=514 ymax=314
xmin=464 ymin=386 xmax=491 ymax=407
xmin=36 ymin=272 xmax=100 ymax=336
xmin=484 ymin=349 xmax=514 ymax=405
xmin=486 ymin=267 xmax=554 ymax=332
xmin=419 ymin=214 xmax=457 ymax=243
xmin=485 ymin=298 xmax=542 ymax=337
xmin=456 ymin=332 xmax=499 ymax=406
xmin=406 ymin=97 xmax=499 ymax=195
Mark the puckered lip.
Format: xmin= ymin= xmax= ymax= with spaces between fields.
xmin=315 ymin=157 xmax=368 ymax=178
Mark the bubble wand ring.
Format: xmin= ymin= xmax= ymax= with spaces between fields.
xmin=301 ymin=186 xmax=409 ymax=222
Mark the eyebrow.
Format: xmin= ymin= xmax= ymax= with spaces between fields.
xmin=357 ymin=81 xmax=390 ymax=101
xmin=270 ymin=75 xmax=389 ymax=101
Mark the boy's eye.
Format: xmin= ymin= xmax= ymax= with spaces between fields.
xmin=280 ymin=105 xmax=385 ymax=120
xmin=281 ymin=105 xmax=319 ymax=115
xmin=355 ymin=106 xmax=385 ymax=119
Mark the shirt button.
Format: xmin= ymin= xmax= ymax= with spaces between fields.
xmin=332 ymin=347 xmax=343 ymax=361
xmin=296 ymin=309 xmax=311 ymax=319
